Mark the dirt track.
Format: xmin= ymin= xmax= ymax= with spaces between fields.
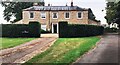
xmin=0 ymin=38 xmax=57 ymax=64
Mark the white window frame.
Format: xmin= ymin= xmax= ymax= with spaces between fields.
xmin=41 ymin=24 xmax=47 ymax=31
xmin=64 ymin=12 xmax=70 ymax=19
xmin=29 ymin=12 xmax=34 ymax=19
xmin=77 ymin=12 xmax=83 ymax=19
xmin=52 ymin=12 xmax=58 ymax=19
xmin=41 ymin=12 xmax=46 ymax=19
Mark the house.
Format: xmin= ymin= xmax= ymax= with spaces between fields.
xmin=16 ymin=1 xmax=100 ymax=33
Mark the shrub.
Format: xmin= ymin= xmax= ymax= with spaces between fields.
xmin=1 ymin=22 xmax=41 ymax=38
xmin=41 ymin=29 xmax=51 ymax=33
xmin=29 ymin=22 xmax=41 ymax=37
xmin=59 ymin=21 xmax=104 ymax=38
xmin=59 ymin=22 xmax=68 ymax=38
xmin=104 ymin=27 xmax=118 ymax=33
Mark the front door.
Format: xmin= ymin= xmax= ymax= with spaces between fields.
xmin=53 ymin=24 xmax=57 ymax=33
xmin=52 ymin=23 xmax=58 ymax=33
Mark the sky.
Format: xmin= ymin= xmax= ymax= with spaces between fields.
xmin=0 ymin=0 xmax=107 ymax=24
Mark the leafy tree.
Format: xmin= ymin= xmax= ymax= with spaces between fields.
xmin=114 ymin=2 xmax=120 ymax=28
xmin=105 ymin=1 xmax=120 ymax=28
xmin=105 ymin=2 xmax=117 ymax=25
xmin=1 ymin=2 xmax=44 ymax=23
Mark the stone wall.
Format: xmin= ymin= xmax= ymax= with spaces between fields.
xmin=22 ymin=10 xmax=89 ymax=30
xmin=88 ymin=19 xmax=100 ymax=25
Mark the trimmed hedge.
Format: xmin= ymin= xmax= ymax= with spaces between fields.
xmin=0 ymin=22 xmax=41 ymax=38
xmin=59 ymin=21 xmax=104 ymax=38
xmin=29 ymin=22 xmax=41 ymax=37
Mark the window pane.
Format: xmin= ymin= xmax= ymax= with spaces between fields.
xmin=65 ymin=13 xmax=69 ymax=18
xmin=78 ymin=12 xmax=82 ymax=18
xmin=30 ymin=12 xmax=34 ymax=18
xmin=53 ymin=13 xmax=58 ymax=18
xmin=41 ymin=12 xmax=46 ymax=19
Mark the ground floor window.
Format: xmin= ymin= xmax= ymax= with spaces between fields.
xmin=41 ymin=25 xmax=47 ymax=31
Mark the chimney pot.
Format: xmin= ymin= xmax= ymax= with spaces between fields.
xmin=48 ymin=4 xmax=50 ymax=6
xmin=71 ymin=0 xmax=73 ymax=7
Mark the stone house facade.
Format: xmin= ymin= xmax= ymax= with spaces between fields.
xmin=17 ymin=1 xmax=100 ymax=33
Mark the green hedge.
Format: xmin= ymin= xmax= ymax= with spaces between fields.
xmin=0 ymin=22 xmax=41 ymax=38
xmin=104 ymin=27 xmax=118 ymax=33
xmin=41 ymin=29 xmax=51 ymax=34
xmin=59 ymin=21 xmax=104 ymax=38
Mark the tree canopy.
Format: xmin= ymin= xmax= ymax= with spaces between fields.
xmin=114 ymin=2 xmax=120 ymax=27
xmin=105 ymin=1 xmax=120 ymax=28
xmin=1 ymin=2 xmax=44 ymax=23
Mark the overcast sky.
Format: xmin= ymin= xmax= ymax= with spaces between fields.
xmin=0 ymin=0 xmax=107 ymax=24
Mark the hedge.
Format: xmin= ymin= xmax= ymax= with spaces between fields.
xmin=104 ymin=27 xmax=118 ymax=33
xmin=0 ymin=22 xmax=41 ymax=38
xmin=59 ymin=21 xmax=104 ymax=38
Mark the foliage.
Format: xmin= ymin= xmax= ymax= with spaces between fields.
xmin=105 ymin=2 xmax=117 ymax=25
xmin=0 ymin=22 xmax=41 ymax=37
xmin=1 ymin=2 xmax=44 ymax=23
xmin=29 ymin=22 xmax=41 ymax=37
xmin=105 ymin=1 xmax=120 ymax=27
xmin=23 ymin=37 xmax=100 ymax=65
xmin=0 ymin=38 xmax=35 ymax=49
xmin=114 ymin=2 xmax=120 ymax=27
xmin=59 ymin=22 xmax=104 ymax=38
xmin=104 ymin=27 xmax=118 ymax=33
xmin=41 ymin=29 xmax=51 ymax=34
xmin=1 ymin=2 xmax=33 ymax=23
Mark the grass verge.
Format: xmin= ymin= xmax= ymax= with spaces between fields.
xmin=0 ymin=38 xmax=35 ymax=50
xmin=23 ymin=37 xmax=100 ymax=65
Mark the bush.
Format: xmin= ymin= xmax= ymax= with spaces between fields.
xmin=1 ymin=22 xmax=41 ymax=38
xmin=59 ymin=21 xmax=104 ymax=38
xmin=41 ymin=29 xmax=51 ymax=33
xmin=29 ymin=22 xmax=41 ymax=37
xmin=104 ymin=27 xmax=118 ymax=33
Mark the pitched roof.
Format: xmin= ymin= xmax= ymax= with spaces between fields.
xmin=23 ymin=6 xmax=88 ymax=11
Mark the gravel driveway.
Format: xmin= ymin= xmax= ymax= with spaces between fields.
xmin=74 ymin=33 xmax=119 ymax=64
xmin=0 ymin=38 xmax=57 ymax=65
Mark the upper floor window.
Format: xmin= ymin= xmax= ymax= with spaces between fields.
xmin=65 ymin=12 xmax=70 ymax=19
xmin=52 ymin=12 xmax=58 ymax=19
xmin=41 ymin=12 xmax=46 ymax=19
xmin=29 ymin=12 xmax=34 ymax=19
xmin=77 ymin=12 xmax=83 ymax=19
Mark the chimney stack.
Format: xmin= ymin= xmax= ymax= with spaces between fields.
xmin=48 ymin=2 xmax=50 ymax=6
xmin=66 ymin=3 xmax=68 ymax=6
xmin=71 ymin=0 xmax=73 ymax=7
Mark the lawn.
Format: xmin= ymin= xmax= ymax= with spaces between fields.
xmin=0 ymin=38 xmax=35 ymax=50
xmin=24 ymin=37 xmax=100 ymax=65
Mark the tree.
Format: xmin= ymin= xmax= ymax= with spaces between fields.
xmin=114 ymin=2 xmax=120 ymax=28
xmin=1 ymin=2 xmax=44 ymax=23
xmin=105 ymin=2 xmax=117 ymax=25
